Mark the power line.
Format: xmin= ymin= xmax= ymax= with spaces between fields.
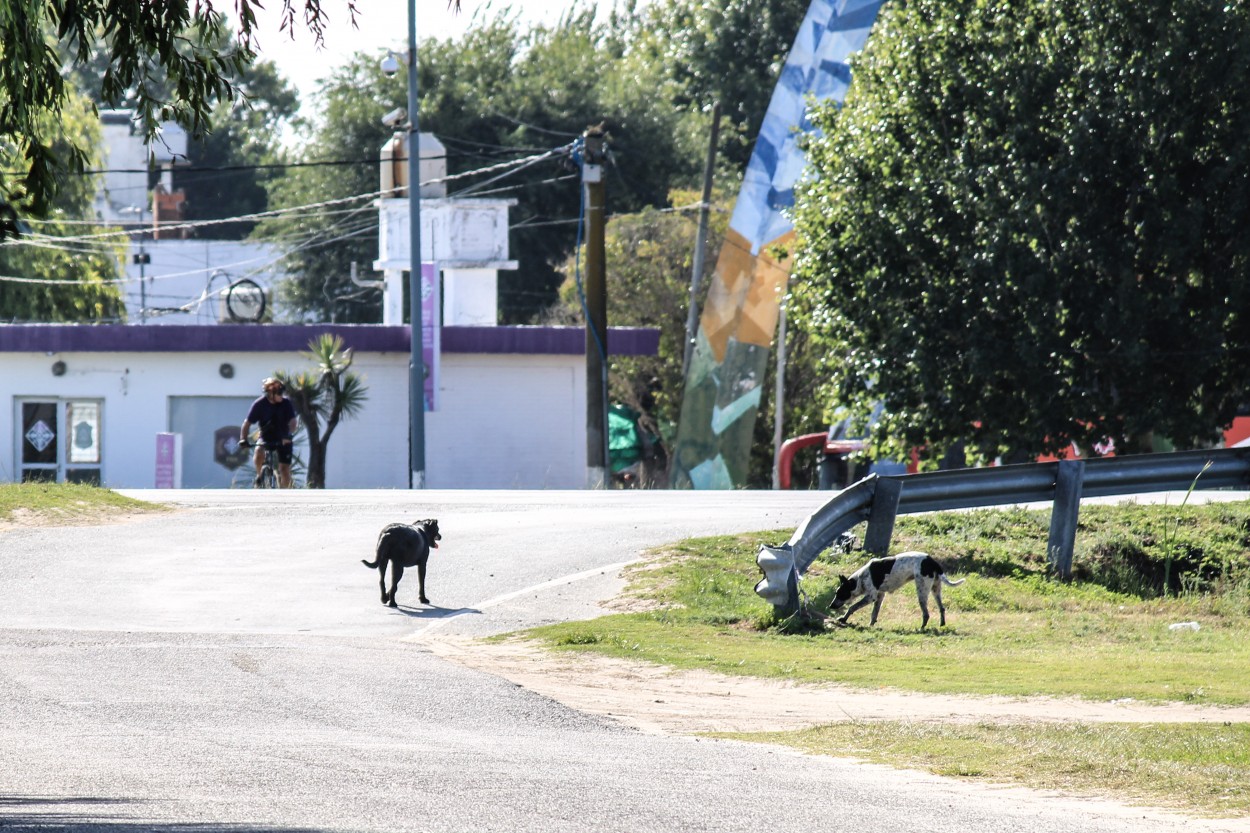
xmin=0 ymin=139 xmax=603 ymax=289
xmin=3 ymin=140 xmax=571 ymax=180
xmin=8 ymin=188 xmax=394 ymax=246
xmin=10 ymin=140 xmax=578 ymax=244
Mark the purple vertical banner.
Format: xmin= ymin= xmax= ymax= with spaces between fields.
xmin=421 ymin=262 xmax=440 ymax=411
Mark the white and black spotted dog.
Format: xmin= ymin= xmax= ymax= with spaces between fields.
xmin=829 ymin=551 xmax=964 ymax=629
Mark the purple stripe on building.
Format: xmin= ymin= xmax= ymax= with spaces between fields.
xmin=440 ymin=326 xmax=660 ymax=355
xmin=0 ymin=325 xmax=659 ymax=356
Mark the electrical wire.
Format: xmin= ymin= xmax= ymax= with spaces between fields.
xmin=9 ymin=141 xmax=577 ymax=250
xmin=433 ymin=142 xmax=576 ymax=192
xmin=0 ymin=138 xmax=583 ymax=288
xmin=452 ymin=173 xmax=579 ymax=200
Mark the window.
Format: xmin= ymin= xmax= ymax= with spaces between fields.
xmin=18 ymin=399 xmax=103 ymax=485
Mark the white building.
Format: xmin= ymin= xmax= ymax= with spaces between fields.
xmin=100 ymin=122 xmax=519 ymax=329
xmin=93 ymin=109 xmax=187 ymax=228
xmin=94 ymin=109 xmax=292 ymax=326
xmin=0 ymin=323 xmax=657 ymax=489
xmin=374 ymin=131 xmax=517 ymax=327
xmin=119 ymin=239 xmax=292 ymax=325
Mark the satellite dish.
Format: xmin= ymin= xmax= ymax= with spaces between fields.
xmin=225 ymin=278 xmax=266 ymax=323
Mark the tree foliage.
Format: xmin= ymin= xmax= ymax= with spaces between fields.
xmin=0 ymin=89 xmax=124 ymax=322
xmin=424 ymin=11 xmax=707 ymax=321
xmin=257 ymin=0 xmax=819 ymax=325
xmin=263 ymin=12 xmax=712 ymax=323
xmin=0 ymin=0 xmax=352 ymax=215
xmin=549 ymin=192 xmax=727 ymax=448
xmin=256 ymin=51 xmax=395 ymax=323
xmin=172 ymin=61 xmax=300 ymax=238
xmin=790 ymin=0 xmax=1250 ymax=463
xmin=631 ymin=0 xmax=811 ymax=171
xmin=277 ymin=334 xmax=367 ymax=488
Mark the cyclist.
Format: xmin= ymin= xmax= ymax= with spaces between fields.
xmin=240 ymin=377 xmax=298 ymax=488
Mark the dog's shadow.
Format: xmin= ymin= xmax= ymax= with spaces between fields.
xmin=830 ymin=619 xmax=959 ymax=636
xmin=387 ymin=604 xmax=481 ymax=620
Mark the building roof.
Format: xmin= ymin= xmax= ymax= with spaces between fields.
xmin=0 ymin=324 xmax=659 ymax=356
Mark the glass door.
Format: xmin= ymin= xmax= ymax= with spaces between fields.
xmin=18 ymin=399 xmax=103 ymax=484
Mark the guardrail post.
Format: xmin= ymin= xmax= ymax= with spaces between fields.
xmin=1047 ymin=459 xmax=1085 ymax=579
xmin=863 ymin=477 xmax=903 ymax=554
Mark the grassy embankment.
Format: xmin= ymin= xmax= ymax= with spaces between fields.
xmin=0 ymin=482 xmax=165 ymax=527
xmin=522 ymin=500 xmax=1250 ymax=817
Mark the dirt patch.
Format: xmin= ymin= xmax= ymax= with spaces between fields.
xmin=0 ymin=507 xmax=167 ymax=533
xmin=419 ymin=634 xmax=1250 ymax=735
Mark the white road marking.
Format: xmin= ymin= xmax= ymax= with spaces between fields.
xmin=408 ymin=558 xmax=641 ymax=636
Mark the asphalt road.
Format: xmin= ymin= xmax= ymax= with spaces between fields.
xmin=0 ymin=489 xmax=1244 ymax=833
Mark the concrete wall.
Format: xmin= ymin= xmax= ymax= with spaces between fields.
xmin=429 ymin=353 xmax=585 ymax=488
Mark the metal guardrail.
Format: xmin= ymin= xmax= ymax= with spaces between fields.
xmin=755 ymin=448 xmax=1250 ymax=613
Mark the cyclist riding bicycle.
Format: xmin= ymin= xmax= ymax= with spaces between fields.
xmin=240 ymin=377 xmax=298 ymax=488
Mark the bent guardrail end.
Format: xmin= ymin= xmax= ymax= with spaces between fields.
xmin=755 ymin=543 xmax=799 ymax=613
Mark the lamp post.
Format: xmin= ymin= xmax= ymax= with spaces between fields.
xmin=404 ymin=0 xmax=426 ymax=488
xmin=121 ymin=205 xmax=150 ymax=324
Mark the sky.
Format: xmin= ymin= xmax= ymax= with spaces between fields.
xmin=243 ymin=0 xmax=634 ymax=107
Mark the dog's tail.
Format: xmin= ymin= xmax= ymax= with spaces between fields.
xmin=361 ymin=558 xmax=379 ymax=569
xmin=941 ymin=575 xmax=966 ymax=586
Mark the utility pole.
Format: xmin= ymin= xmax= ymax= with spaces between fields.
xmin=134 ymin=205 xmax=150 ymax=323
xmin=125 ymin=202 xmax=151 ymax=323
xmin=683 ymin=101 xmax=721 ymax=378
xmin=405 ymin=0 xmax=426 ymax=489
xmin=582 ymin=126 xmax=609 ymax=489
xmin=771 ymin=298 xmax=788 ymax=489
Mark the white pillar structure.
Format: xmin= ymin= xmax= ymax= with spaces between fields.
xmin=442 ymin=268 xmax=499 ymax=326
xmin=375 ymin=132 xmax=517 ymax=326
xmin=382 ymin=268 xmax=406 ymax=324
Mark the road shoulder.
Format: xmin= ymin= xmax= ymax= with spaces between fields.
xmin=417 ymin=633 xmax=1250 ymax=735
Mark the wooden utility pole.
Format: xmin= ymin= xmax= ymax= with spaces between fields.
xmin=582 ymin=126 xmax=609 ymax=488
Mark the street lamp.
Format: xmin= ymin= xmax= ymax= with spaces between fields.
xmin=120 ymin=205 xmax=151 ymax=324
xmin=377 ymin=3 xmax=426 ymax=487
xmin=400 ymin=0 xmax=427 ymax=488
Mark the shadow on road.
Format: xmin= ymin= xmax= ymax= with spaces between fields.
xmin=0 ymin=795 xmax=327 ymax=832
xmin=388 ymin=604 xmax=480 ymax=620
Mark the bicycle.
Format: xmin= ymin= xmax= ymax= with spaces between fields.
xmin=240 ymin=439 xmax=280 ymax=489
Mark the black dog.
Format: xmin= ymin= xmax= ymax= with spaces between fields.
xmin=361 ymin=519 xmax=441 ymax=607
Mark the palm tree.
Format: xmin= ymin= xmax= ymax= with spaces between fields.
xmin=277 ymin=334 xmax=368 ymax=488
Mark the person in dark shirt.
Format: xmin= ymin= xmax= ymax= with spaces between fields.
xmin=240 ymin=377 xmax=299 ymax=487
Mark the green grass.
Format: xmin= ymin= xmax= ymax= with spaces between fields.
xmin=532 ymin=504 xmax=1250 ymax=704
xmin=0 ymin=482 xmax=165 ymax=527
xmin=719 ymin=721 xmax=1250 ymax=817
xmin=520 ymin=501 xmax=1250 ymax=817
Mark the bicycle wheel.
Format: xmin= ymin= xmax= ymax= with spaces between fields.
xmin=259 ymin=464 xmax=277 ymax=489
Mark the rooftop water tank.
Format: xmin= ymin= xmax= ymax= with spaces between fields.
xmin=380 ymin=132 xmax=447 ymax=199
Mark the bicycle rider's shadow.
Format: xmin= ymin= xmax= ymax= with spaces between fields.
xmin=388 ymin=604 xmax=481 ymax=620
